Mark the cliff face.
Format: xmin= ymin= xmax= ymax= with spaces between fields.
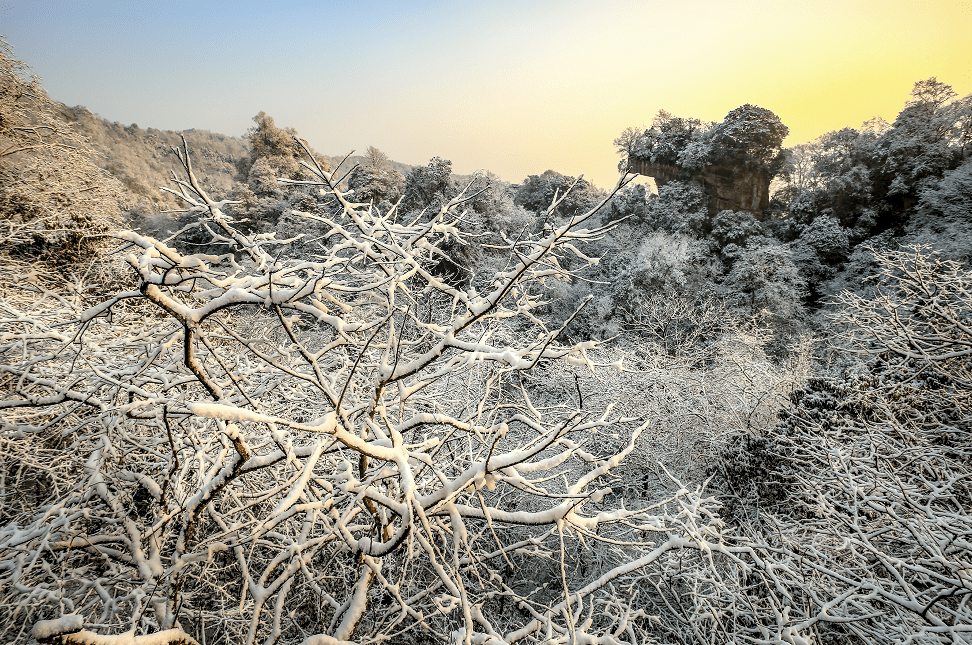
xmin=630 ymin=158 xmax=770 ymax=214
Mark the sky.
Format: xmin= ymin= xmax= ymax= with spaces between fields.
xmin=3 ymin=0 xmax=971 ymax=189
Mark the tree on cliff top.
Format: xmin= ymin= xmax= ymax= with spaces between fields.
xmin=706 ymin=103 xmax=789 ymax=172
xmin=617 ymin=104 xmax=789 ymax=178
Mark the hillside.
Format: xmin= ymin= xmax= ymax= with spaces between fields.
xmin=57 ymin=105 xmax=423 ymax=212
xmin=56 ymin=104 xmax=249 ymax=209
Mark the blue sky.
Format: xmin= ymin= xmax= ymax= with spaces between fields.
xmin=4 ymin=0 xmax=971 ymax=188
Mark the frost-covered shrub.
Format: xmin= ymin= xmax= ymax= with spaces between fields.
xmin=546 ymin=228 xmax=719 ymax=341
xmin=647 ymin=180 xmax=710 ymax=237
xmin=1 ymin=144 xmax=748 ymax=645
xmin=603 ymin=181 xmax=651 ymax=225
xmin=626 ymin=231 xmax=695 ymax=294
xmin=789 ymin=214 xmax=851 ymax=297
xmin=721 ymin=239 xmax=806 ymax=327
xmin=711 ymin=209 xmax=763 ymax=249
xmin=246 ymin=157 xmax=283 ymax=197
xmin=796 ymin=213 xmax=849 ymax=263
xmin=346 ymin=146 xmax=406 ymax=205
xmin=710 ymin=246 xmax=972 ymax=644
xmin=513 ymin=169 xmax=604 ymax=221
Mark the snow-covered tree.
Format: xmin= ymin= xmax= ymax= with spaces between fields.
xmin=721 ymin=239 xmax=807 ymax=325
xmin=346 ymin=146 xmax=406 ymax=206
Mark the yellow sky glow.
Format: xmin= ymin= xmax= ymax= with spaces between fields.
xmin=5 ymin=0 xmax=971 ymax=189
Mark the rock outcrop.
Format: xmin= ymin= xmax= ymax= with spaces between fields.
xmin=630 ymin=158 xmax=770 ymax=215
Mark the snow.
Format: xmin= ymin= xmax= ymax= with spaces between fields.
xmin=31 ymin=622 xmax=200 ymax=645
xmin=32 ymin=616 xmax=83 ymax=640
xmin=190 ymin=402 xmax=276 ymax=425
xmin=299 ymin=635 xmax=356 ymax=645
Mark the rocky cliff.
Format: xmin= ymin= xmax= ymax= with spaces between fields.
xmin=630 ymin=158 xmax=770 ymax=214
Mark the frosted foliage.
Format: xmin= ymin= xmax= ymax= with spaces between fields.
xmin=708 ymin=246 xmax=972 ymax=645
xmin=711 ymin=210 xmax=762 ymax=248
xmin=629 ymin=231 xmax=693 ymax=295
xmin=799 ymin=214 xmax=849 ymax=261
xmin=247 ymin=157 xmax=283 ymax=198
xmin=836 ymin=246 xmax=971 ymax=380
xmin=912 ymin=157 xmax=972 ymax=262
xmin=723 ymin=241 xmax=807 ymax=323
xmin=918 ymin=157 xmax=972 ymax=224
xmin=728 ymin=246 xmax=972 ymax=644
xmin=5 ymin=127 xmax=969 ymax=643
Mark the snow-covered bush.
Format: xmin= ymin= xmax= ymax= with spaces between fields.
xmin=712 ymin=246 xmax=972 ymax=644
xmin=1 ymin=141 xmax=744 ymax=645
